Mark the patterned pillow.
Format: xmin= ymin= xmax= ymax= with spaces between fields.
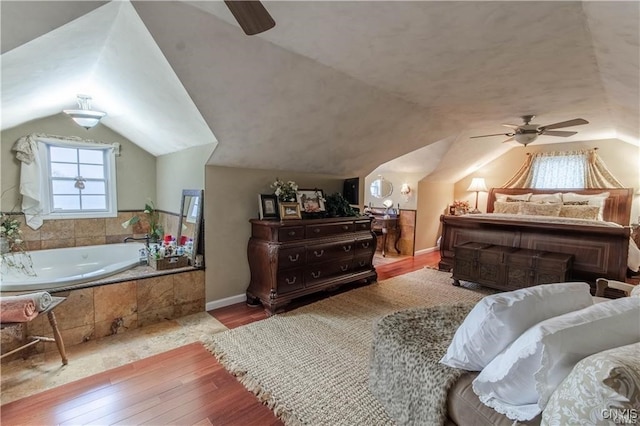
xmin=495 ymin=193 xmax=532 ymax=202
xmin=559 ymin=205 xmax=600 ymax=220
xmin=519 ymin=202 xmax=562 ymax=216
xmin=562 ymin=192 xmax=610 ymax=220
xmin=494 ymin=201 xmax=521 ymax=214
xmin=542 ymin=342 xmax=640 ymax=425
xmin=563 ymin=201 xmax=590 ymax=206
xmin=529 ymin=193 xmax=563 ymax=203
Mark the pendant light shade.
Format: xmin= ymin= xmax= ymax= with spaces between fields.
xmin=64 ymin=95 xmax=106 ymax=129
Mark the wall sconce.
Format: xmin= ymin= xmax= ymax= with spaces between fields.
xmin=400 ymin=183 xmax=411 ymax=201
xmin=63 ymin=94 xmax=106 ymax=129
xmin=467 ymin=177 xmax=488 ymax=213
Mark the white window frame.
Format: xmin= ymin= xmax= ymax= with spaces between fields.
xmin=37 ymin=139 xmax=118 ymax=219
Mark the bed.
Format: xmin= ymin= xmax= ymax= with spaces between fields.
xmin=438 ymin=188 xmax=635 ymax=288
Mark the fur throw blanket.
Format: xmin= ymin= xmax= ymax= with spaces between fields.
xmin=369 ymin=303 xmax=473 ymax=426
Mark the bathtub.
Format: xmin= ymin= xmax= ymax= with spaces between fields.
xmin=0 ymin=243 xmax=146 ymax=292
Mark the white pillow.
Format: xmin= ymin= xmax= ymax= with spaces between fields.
xmin=495 ymin=192 xmax=532 ymax=202
xmin=472 ymin=297 xmax=640 ymax=422
xmin=562 ymin=192 xmax=610 ymax=220
xmin=440 ymin=282 xmax=593 ymax=371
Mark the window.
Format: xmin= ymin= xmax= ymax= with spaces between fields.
xmin=39 ymin=140 xmax=117 ymax=219
xmin=530 ymin=153 xmax=587 ymax=189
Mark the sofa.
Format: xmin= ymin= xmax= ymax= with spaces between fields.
xmin=369 ymin=279 xmax=640 ymax=426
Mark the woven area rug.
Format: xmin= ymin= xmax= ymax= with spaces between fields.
xmin=202 ymin=268 xmax=493 ymax=425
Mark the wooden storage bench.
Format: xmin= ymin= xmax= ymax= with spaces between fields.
xmin=452 ymin=242 xmax=573 ymax=291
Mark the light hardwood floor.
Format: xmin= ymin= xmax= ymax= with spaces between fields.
xmin=1 ymin=251 xmax=441 ymax=426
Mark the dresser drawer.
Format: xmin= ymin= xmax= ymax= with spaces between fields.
xmin=355 ymin=237 xmax=375 ymax=255
xmin=355 ymin=220 xmax=372 ymax=232
xmin=305 ymin=222 xmax=355 ymax=239
xmin=278 ymin=247 xmax=305 ymax=269
xmin=305 ymin=260 xmax=353 ymax=286
xmin=278 ymin=226 xmax=305 ymax=242
xmin=306 ymin=240 xmax=355 ymax=264
xmin=276 ymin=268 xmax=304 ymax=293
xmin=352 ymin=255 xmax=373 ymax=271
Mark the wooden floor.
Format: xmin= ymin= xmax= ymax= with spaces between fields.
xmin=1 ymin=251 xmax=440 ymax=426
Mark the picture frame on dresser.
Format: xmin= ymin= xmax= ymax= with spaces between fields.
xmin=279 ymin=202 xmax=302 ymax=220
xmin=258 ymin=194 xmax=279 ymax=220
xmin=297 ymin=189 xmax=326 ymax=213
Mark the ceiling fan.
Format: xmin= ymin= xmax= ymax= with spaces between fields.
xmin=471 ymin=115 xmax=589 ymax=146
xmin=224 ymin=1 xmax=276 ymax=35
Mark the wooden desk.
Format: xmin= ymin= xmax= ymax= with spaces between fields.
xmin=370 ymin=214 xmax=400 ymax=257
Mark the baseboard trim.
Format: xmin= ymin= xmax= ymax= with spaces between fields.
xmin=415 ymin=246 xmax=439 ymax=255
xmin=206 ymin=293 xmax=247 ymax=311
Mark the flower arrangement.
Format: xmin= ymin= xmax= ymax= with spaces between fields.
xmin=1 ymin=213 xmax=35 ymax=275
xmin=271 ymin=178 xmax=298 ymax=202
xmin=121 ymin=200 xmax=164 ymax=242
xmin=453 ymin=200 xmax=470 ymax=215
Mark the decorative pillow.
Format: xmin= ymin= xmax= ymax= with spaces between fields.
xmin=495 ymin=193 xmax=532 ymax=202
xmin=563 ymin=200 xmax=590 ymax=205
xmin=472 ymin=297 xmax=640 ymax=422
xmin=529 ymin=193 xmax=562 ymax=203
xmin=518 ymin=202 xmax=562 ymax=216
xmin=440 ymin=282 xmax=593 ymax=372
xmin=631 ymin=285 xmax=640 ymax=298
xmin=542 ymin=342 xmax=640 ymax=425
xmin=562 ymin=192 xmax=610 ymax=220
xmin=559 ymin=205 xmax=600 ymax=220
xmin=493 ymin=201 xmax=521 ymax=214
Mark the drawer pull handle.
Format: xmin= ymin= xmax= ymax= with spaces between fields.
xmin=285 ymin=277 xmax=297 ymax=285
xmin=359 ymin=261 xmax=366 ymax=267
xmin=340 ymin=264 xmax=349 ymax=271
xmin=311 ymin=271 xmax=321 ymax=279
xmin=313 ymin=228 xmax=321 ymax=233
xmin=342 ymin=225 xmax=349 ymax=231
xmin=343 ymin=245 xmax=352 ymax=252
xmin=362 ymin=242 xmax=370 ymax=248
xmin=288 ymin=231 xmax=296 ymax=236
xmin=314 ymin=250 xmax=324 ymax=257
xmin=288 ymin=254 xmax=300 ymax=262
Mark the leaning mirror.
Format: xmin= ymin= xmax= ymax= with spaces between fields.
xmin=370 ymin=178 xmax=393 ymax=199
xmin=177 ymin=189 xmax=204 ymax=267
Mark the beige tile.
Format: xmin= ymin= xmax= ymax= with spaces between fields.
xmin=94 ymin=281 xmax=137 ymax=324
xmin=41 ymin=239 xmax=75 ymax=249
xmin=106 ymin=234 xmax=130 ymax=244
xmin=94 ymin=313 xmax=137 ymax=339
xmin=1 ymin=324 xmax=26 ymax=356
xmin=106 ymin=212 xmax=135 ymax=236
xmin=25 ymin=313 xmax=47 ymax=336
xmin=43 ymin=324 xmax=94 ymax=350
xmin=173 ymin=271 xmax=205 ymax=304
xmin=75 ymin=236 xmax=106 ymax=246
xmin=174 ymin=300 xmax=205 ymax=317
xmin=15 ymin=215 xmax=41 ymax=242
xmin=74 ymin=218 xmax=106 ymax=238
xmin=25 ymin=240 xmax=42 ymax=251
xmin=40 ymin=220 xmax=74 ymax=241
xmin=137 ymin=275 xmax=174 ymax=313
xmin=138 ymin=306 xmax=176 ymax=327
xmin=51 ymin=288 xmax=94 ymax=330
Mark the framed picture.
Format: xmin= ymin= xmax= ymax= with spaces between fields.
xmin=297 ymin=189 xmax=326 ymax=213
xmin=279 ymin=202 xmax=302 ymax=220
xmin=258 ymin=194 xmax=279 ymax=220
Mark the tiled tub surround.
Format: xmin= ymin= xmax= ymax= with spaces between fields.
xmin=5 ymin=210 xmax=180 ymax=251
xmin=1 ymin=267 xmax=205 ymax=362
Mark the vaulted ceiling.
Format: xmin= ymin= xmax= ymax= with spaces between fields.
xmin=2 ymin=1 xmax=638 ymax=181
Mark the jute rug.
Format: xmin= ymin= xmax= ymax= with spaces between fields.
xmin=203 ymin=268 xmax=493 ymax=425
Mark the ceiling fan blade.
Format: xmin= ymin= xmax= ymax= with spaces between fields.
xmin=501 ymin=123 xmax=520 ymax=129
xmin=539 ymin=118 xmax=588 ymax=131
xmin=540 ymin=130 xmax=578 ymax=137
xmin=470 ymin=133 xmax=512 ymax=139
xmin=502 ymin=136 xmax=516 ymax=143
xmin=224 ymin=1 xmax=276 ymax=35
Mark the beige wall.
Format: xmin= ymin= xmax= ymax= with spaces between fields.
xmin=454 ymin=139 xmax=640 ymax=223
xmin=1 ymin=114 xmax=156 ymax=212
xmin=204 ymin=166 xmax=343 ymax=302
xmin=364 ymin=171 xmax=422 ymax=210
xmin=156 ymin=144 xmax=216 ymax=214
xmin=415 ymin=180 xmax=453 ymax=251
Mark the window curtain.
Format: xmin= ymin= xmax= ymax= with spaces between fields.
xmin=11 ymin=133 xmax=120 ymax=230
xmin=501 ymin=149 xmax=623 ymax=189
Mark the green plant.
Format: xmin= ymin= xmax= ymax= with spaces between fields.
xmin=121 ymin=200 xmax=164 ymax=242
xmin=324 ymin=193 xmax=359 ymax=217
xmin=271 ymin=178 xmax=299 ymax=202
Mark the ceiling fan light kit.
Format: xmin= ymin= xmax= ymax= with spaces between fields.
xmin=471 ymin=115 xmax=589 ymax=146
xmin=63 ymin=94 xmax=106 ymax=129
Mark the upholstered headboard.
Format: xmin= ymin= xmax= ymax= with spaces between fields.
xmin=486 ymin=188 xmax=634 ymax=225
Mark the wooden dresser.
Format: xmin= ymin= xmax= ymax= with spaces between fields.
xmin=247 ymin=217 xmax=377 ymax=315
xmin=453 ymin=242 xmax=573 ymax=291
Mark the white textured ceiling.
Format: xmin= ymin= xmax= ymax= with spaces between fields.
xmin=1 ymin=1 xmax=638 ymax=180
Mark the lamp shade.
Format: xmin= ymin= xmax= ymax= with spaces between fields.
xmin=63 ymin=95 xmax=106 ymax=129
xmin=467 ymin=177 xmax=488 ymax=192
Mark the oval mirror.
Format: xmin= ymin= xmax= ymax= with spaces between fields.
xmin=370 ymin=178 xmax=393 ymax=199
